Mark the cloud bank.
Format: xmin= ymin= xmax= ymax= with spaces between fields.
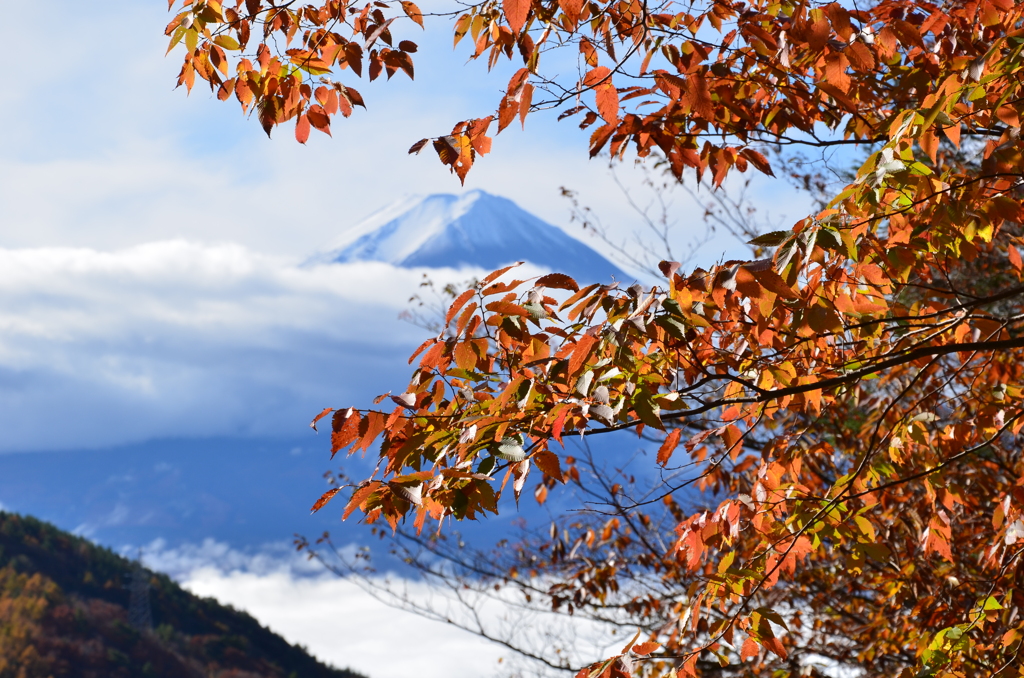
xmin=0 ymin=240 xmax=479 ymax=451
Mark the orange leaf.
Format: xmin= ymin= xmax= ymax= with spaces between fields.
xmin=310 ymin=487 xmax=341 ymax=513
xmin=343 ymin=482 xmax=381 ymax=520
xmin=760 ymin=635 xmax=788 ymax=660
xmin=400 ymin=0 xmax=423 ymax=27
xmin=481 ymin=263 xmax=524 ymax=286
xmin=533 ymin=449 xmax=563 ymax=480
xmin=295 ymin=113 xmax=311 ymax=143
xmin=751 ymin=268 xmax=799 ymax=299
xmin=519 ymin=82 xmax=533 ymax=128
xmin=558 ymin=0 xmax=583 ymax=25
xmin=310 ymin=407 xmax=333 ymax=431
xmin=657 ymin=429 xmax=682 ymax=466
xmin=446 ymin=288 xmax=476 ymax=326
xmin=1009 ymin=245 xmax=1022 ymax=271
xmin=632 ymin=641 xmax=660 ymax=656
xmin=504 ymin=0 xmax=530 ymax=34
xmin=485 ymin=300 xmax=530 ymax=317
xmin=583 ymin=67 xmax=618 ymax=123
xmin=568 ymin=334 xmax=599 ymax=376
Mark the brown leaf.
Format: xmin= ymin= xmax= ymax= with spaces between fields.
xmin=683 ymin=72 xmax=714 ymax=120
xmin=739 ymin=148 xmax=774 ymax=177
xmin=535 ymin=273 xmax=580 ymax=292
xmin=400 ymin=1 xmax=424 ymax=27
xmin=307 ymin=104 xmax=331 ymax=135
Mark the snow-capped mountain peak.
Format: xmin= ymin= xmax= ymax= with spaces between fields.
xmin=313 ymin=190 xmax=625 ymax=283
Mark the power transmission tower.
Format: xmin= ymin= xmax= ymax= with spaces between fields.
xmin=127 ymin=551 xmax=153 ymax=632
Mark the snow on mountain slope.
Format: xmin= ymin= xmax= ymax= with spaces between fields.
xmin=312 ymin=190 xmax=627 ymax=283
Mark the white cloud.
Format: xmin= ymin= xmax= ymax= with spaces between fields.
xmin=142 ymin=539 xmax=512 ymax=678
xmin=141 ymin=538 xmax=618 ymax=678
xmin=185 ymin=568 xmax=510 ymax=678
xmin=0 ymin=240 xmax=488 ymax=452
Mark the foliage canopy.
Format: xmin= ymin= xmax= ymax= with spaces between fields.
xmin=170 ymin=0 xmax=1024 ymax=675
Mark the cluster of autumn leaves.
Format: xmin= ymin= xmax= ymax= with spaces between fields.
xmin=166 ymin=0 xmax=422 ymax=139
xmin=169 ymin=0 xmax=1024 ymax=675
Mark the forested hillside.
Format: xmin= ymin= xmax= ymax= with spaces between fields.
xmin=0 ymin=512 xmax=363 ymax=678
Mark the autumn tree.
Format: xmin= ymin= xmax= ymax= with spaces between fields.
xmin=170 ymin=0 xmax=1024 ymax=676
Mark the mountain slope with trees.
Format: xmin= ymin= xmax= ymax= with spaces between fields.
xmin=0 ymin=511 xmax=363 ymax=678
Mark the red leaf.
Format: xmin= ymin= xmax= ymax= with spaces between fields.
xmin=331 ymin=410 xmax=360 ymax=456
xmin=503 ymin=0 xmax=530 ymax=35
xmin=683 ymin=72 xmax=714 ymax=120
xmin=551 ymin=406 xmax=569 ymax=444
xmin=307 ymin=104 xmax=331 ymax=135
xmin=419 ymin=341 xmax=446 ymax=370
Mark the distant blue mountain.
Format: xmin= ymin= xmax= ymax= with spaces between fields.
xmin=312 ymin=190 xmax=627 ymax=283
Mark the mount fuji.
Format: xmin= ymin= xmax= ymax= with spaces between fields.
xmin=313 ymin=190 xmax=627 ymax=282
